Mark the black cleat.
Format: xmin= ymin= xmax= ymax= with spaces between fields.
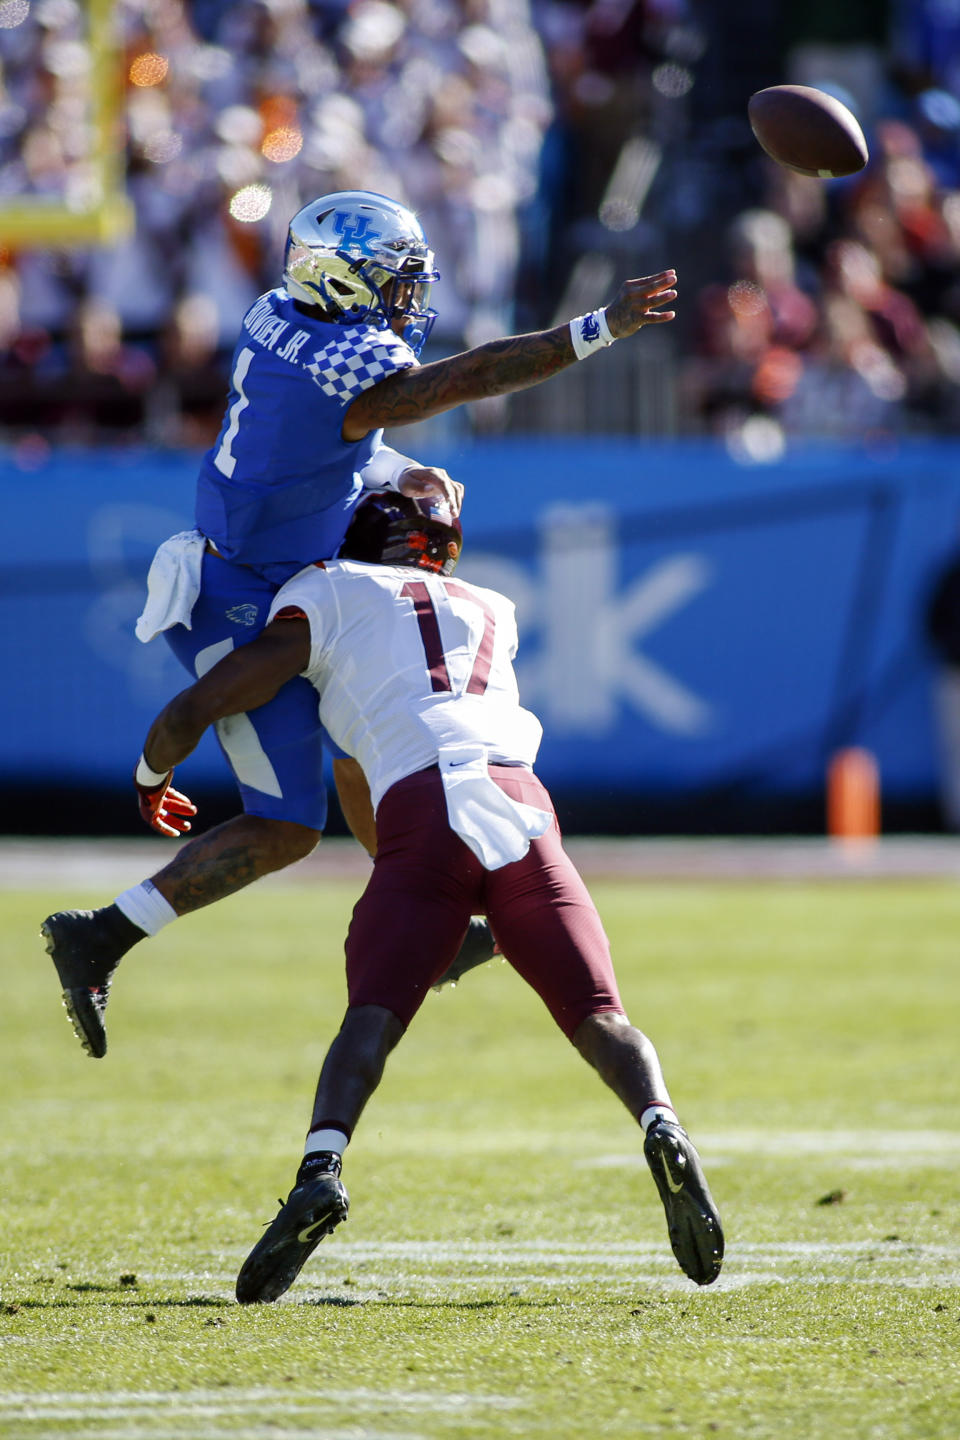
xmin=40 ymin=906 xmax=144 ymax=1059
xmin=433 ymin=916 xmax=498 ymax=990
xmin=236 ymin=1153 xmax=349 ymax=1304
xmin=643 ymin=1119 xmax=724 ymax=1286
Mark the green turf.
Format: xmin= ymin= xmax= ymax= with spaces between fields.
xmin=2 ymin=875 xmax=959 ymax=1438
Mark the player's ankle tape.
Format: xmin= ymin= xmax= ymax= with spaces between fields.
xmin=114 ymin=881 xmax=177 ymax=936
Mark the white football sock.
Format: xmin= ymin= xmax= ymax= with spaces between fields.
xmin=114 ymin=881 xmax=177 ymax=937
xmin=304 ymin=1127 xmax=349 ymax=1159
xmin=640 ymin=1104 xmax=679 ymax=1134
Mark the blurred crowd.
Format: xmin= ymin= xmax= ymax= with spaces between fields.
xmin=1 ymin=0 xmax=960 ymax=450
xmin=0 ymin=0 xmax=558 ymax=445
xmin=684 ymin=128 xmax=960 ymax=455
xmin=667 ymin=1 xmax=960 ymax=450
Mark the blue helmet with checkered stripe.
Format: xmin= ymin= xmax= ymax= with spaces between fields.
xmin=284 ymin=191 xmax=439 ymax=356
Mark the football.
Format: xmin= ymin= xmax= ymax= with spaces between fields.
xmin=748 ymin=84 xmax=869 ymax=179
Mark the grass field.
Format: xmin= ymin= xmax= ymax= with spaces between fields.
xmin=2 ymin=869 xmax=960 ymax=1438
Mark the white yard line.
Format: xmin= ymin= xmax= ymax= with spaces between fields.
xmin=106 ymin=1238 xmax=960 ymax=1296
xmin=1 ymin=1432 xmax=416 ymax=1440
xmin=592 ymin=1128 xmax=960 ymax=1164
xmin=6 ymin=835 xmax=960 ymax=886
xmin=0 ymin=1428 xmax=420 ymax=1440
xmin=0 ymin=1385 xmax=522 ymax=1421
xmin=268 ymin=1237 xmax=960 ymax=1262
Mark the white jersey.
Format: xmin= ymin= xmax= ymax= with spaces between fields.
xmin=267 ymin=559 xmax=543 ymax=812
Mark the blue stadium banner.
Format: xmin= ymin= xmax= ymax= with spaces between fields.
xmin=3 ymin=440 xmax=959 ymax=805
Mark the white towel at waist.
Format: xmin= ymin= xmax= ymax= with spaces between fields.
xmin=135 ymin=530 xmax=207 ymax=643
xmin=437 ymin=743 xmax=552 ymax=871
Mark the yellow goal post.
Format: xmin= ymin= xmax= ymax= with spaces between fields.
xmin=0 ymin=0 xmax=133 ymax=247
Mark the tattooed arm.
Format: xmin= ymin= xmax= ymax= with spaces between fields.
xmin=342 ymin=270 xmax=678 ymax=440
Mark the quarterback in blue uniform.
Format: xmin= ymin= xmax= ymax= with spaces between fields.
xmin=170 ymin=193 xmax=451 ymax=836
xmin=42 ymin=190 xmax=679 ymax=1059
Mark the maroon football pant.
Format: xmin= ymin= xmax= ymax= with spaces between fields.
xmin=344 ymin=765 xmax=623 ymax=1039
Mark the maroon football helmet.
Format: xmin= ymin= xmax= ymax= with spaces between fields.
xmin=340 ymin=491 xmax=462 ymax=575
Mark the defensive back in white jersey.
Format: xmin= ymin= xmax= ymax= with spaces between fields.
xmin=267 ymin=559 xmax=544 ymax=812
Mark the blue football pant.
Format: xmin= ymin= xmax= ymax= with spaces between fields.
xmin=164 ymin=551 xmax=328 ymax=831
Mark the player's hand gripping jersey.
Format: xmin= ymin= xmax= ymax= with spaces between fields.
xmin=195 ymin=290 xmax=419 ymax=580
xmin=268 ymin=560 xmax=551 ymax=867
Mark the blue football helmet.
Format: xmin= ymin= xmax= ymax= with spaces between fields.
xmin=283 ymin=190 xmax=439 ymax=355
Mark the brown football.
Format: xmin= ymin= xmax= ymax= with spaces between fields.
xmin=748 ymin=84 xmax=868 ymax=179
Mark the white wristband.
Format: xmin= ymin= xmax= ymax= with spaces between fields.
xmin=360 ymin=444 xmax=418 ymax=492
xmin=135 ymin=754 xmax=170 ymax=788
xmin=569 ymin=308 xmax=616 ymax=360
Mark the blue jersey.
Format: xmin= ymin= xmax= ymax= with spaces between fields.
xmin=195 ymin=289 xmax=418 ymax=583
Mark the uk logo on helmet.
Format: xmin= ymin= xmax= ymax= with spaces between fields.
xmin=332 ymin=211 xmax=382 ymax=256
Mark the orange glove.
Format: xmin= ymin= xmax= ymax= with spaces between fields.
xmin=134 ymin=755 xmax=197 ymax=838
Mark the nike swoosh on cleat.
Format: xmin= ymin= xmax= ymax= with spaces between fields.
xmin=660 ymin=1152 xmax=686 ymax=1195
xmin=296 ymin=1209 xmax=338 ymax=1243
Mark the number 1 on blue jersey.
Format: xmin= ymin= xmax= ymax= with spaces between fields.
xmin=214 ymin=347 xmax=255 ymax=478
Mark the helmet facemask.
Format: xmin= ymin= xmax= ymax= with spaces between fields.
xmin=380 ymin=262 xmax=435 ymax=354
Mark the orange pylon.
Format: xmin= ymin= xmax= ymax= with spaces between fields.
xmin=827 ymin=747 xmax=880 ymax=841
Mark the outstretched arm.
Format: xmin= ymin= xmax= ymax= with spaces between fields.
xmin=141 ymin=619 xmax=311 ymax=775
xmin=343 ymin=271 xmax=677 ymax=439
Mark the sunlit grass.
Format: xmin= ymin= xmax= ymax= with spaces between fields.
xmin=1 ymin=877 xmax=959 ymax=1438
